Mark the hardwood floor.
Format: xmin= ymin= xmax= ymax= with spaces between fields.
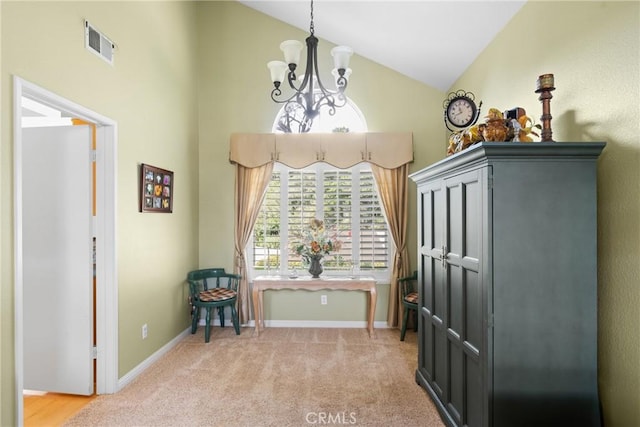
xmin=24 ymin=392 xmax=95 ymax=427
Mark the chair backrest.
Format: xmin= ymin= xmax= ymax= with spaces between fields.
xmin=398 ymin=270 xmax=418 ymax=300
xmin=186 ymin=268 xmax=241 ymax=296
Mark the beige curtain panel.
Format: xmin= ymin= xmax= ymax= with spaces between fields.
xmin=371 ymin=163 xmax=411 ymax=327
xmin=230 ymin=132 xmax=413 ymax=169
xmin=230 ymin=132 xmax=413 ymax=327
xmin=233 ymin=162 xmax=274 ymax=325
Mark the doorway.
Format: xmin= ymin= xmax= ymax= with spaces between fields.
xmin=13 ymin=77 xmax=119 ymax=425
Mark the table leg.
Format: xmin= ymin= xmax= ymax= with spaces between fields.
xmin=368 ymin=286 xmax=377 ymax=338
xmin=252 ymin=286 xmax=260 ymax=337
xmin=259 ymin=289 xmax=264 ymax=332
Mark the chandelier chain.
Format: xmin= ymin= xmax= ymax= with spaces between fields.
xmin=309 ymin=0 xmax=314 ymax=35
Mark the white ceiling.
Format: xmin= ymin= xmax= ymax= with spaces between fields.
xmin=239 ymin=0 xmax=526 ymax=92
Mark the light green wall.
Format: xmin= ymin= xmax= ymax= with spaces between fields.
xmin=5 ymin=1 xmax=635 ymax=426
xmin=1 ymin=2 xmax=200 ymax=425
xmin=194 ymin=1 xmax=443 ymax=321
xmin=263 ymin=287 xmax=390 ymax=322
xmin=1 ymin=1 xmax=442 ymax=424
xmin=452 ymin=2 xmax=640 ymax=425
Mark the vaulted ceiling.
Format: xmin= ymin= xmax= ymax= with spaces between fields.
xmin=239 ymin=0 xmax=526 ymax=92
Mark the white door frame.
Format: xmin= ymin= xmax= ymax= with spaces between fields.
xmin=13 ymin=76 xmax=119 ymax=424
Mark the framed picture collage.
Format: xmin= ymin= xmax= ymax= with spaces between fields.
xmin=140 ymin=163 xmax=173 ymax=213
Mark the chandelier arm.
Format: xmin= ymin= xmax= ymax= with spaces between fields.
xmin=310 ymin=39 xmax=339 ymax=98
xmin=288 ymin=34 xmax=319 ymax=118
xmin=311 ymin=91 xmax=347 ymax=117
xmin=270 ymin=86 xmax=283 ymax=102
xmin=286 ymin=68 xmax=301 ymax=92
xmin=304 ymin=91 xmax=316 ymax=119
xmin=335 ymin=74 xmax=348 ymax=92
xmin=271 ymin=87 xmax=306 ymax=106
xmin=295 ymin=34 xmax=316 ymax=99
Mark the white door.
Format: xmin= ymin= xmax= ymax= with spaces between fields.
xmin=22 ymin=125 xmax=94 ymax=395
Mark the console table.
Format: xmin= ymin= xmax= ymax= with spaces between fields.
xmin=252 ymin=276 xmax=377 ymax=338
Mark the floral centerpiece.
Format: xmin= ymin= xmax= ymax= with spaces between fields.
xmin=291 ymin=218 xmax=342 ymax=278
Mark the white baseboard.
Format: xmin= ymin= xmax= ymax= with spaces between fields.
xmin=260 ymin=320 xmax=391 ymax=329
xmin=203 ymin=319 xmax=390 ymax=329
xmin=117 ymin=328 xmax=191 ymax=391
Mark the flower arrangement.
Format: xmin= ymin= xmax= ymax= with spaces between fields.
xmin=291 ymin=218 xmax=342 ymax=263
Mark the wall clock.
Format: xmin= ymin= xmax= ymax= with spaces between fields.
xmin=443 ymin=90 xmax=482 ymax=132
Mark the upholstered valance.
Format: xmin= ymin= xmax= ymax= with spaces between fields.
xmin=229 ymin=132 xmax=413 ymax=169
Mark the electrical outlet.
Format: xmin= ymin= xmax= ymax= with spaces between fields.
xmin=142 ymin=324 xmax=148 ymax=339
xmin=321 ymin=295 xmax=328 ymax=305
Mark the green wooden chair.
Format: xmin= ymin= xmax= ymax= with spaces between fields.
xmin=186 ymin=268 xmax=241 ymax=343
xmin=399 ymin=270 xmax=418 ymax=341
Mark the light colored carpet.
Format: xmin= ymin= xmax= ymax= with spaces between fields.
xmin=65 ymin=327 xmax=444 ymax=427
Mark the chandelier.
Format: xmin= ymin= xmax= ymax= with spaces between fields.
xmin=267 ymin=0 xmax=353 ymax=133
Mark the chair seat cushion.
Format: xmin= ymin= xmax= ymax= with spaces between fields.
xmin=198 ymin=288 xmax=237 ymax=302
xmin=404 ymin=292 xmax=418 ymax=304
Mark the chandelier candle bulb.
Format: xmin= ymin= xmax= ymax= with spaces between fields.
xmin=280 ymin=40 xmax=303 ymax=67
xmin=267 ymin=61 xmax=287 ymax=86
xmin=331 ymin=46 xmax=353 ymax=71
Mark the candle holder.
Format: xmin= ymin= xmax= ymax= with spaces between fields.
xmin=535 ymin=73 xmax=555 ymax=142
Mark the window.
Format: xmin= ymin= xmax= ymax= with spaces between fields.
xmin=250 ymin=163 xmax=391 ymax=280
xmin=272 ymin=96 xmax=367 ymax=134
xmin=248 ymin=96 xmax=390 ymax=280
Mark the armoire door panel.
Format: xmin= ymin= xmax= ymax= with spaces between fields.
xmin=433 ymin=265 xmax=447 ymax=323
xmin=465 ymin=268 xmax=483 ymax=353
xmin=420 ymin=314 xmax=434 ymax=380
xmin=433 ymin=324 xmax=448 ymax=400
xmin=449 ymin=338 xmax=464 ymax=426
xmin=424 ymin=256 xmax=438 ymax=310
xmin=448 ymin=264 xmax=463 ymax=335
xmin=423 ymin=346 xmax=440 ymax=395
xmin=466 ymin=357 xmax=483 ymax=427
xmin=464 ymin=180 xmax=481 ymax=260
xmin=446 ymin=182 xmax=463 ymax=257
xmin=421 ymin=182 xmax=444 ymax=253
xmin=431 ymin=186 xmax=445 ymax=248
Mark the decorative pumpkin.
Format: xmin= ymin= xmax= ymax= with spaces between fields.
xmin=482 ymin=108 xmax=508 ymax=142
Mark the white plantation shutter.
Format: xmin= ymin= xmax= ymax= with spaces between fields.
xmin=253 ymin=171 xmax=281 ymax=267
xmin=251 ymin=164 xmax=390 ymax=276
xmin=359 ymin=170 xmax=389 ymax=270
xmin=323 ymin=170 xmax=353 ymax=268
xmin=287 ymin=170 xmax=317 ymax=269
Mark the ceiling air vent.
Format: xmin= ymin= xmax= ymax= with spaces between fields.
xmin=85 ymin=20 xmax=114 ymax=65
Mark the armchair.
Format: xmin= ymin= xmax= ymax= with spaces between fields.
xmin=186 ymin=268 xmax=241 ymax=343
xmin=399 ymin=271 xmax=418 ymax=341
